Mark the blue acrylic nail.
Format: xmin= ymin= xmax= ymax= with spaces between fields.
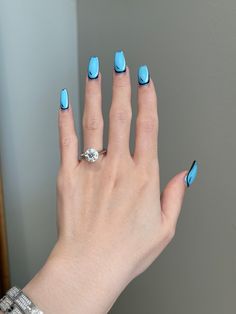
xmin=138 ymin=65 xmax=150 ymax=85
xmin=114 ymin=50 xmax=126 ymax=73
xmin=185 ymin=160 xmax=198 ymax=187
xmin=88 ymin=56 xmax=99 ymax=79
xmin=60 ymin=88 xmax=69 ymax=110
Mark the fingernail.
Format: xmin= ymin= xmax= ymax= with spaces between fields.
xmin=138 ymin=65 xmax=150 ymax=85
xmin=185 ymin=160 xmax=198 ymax=187
xmin=114 ymin=50 xmax=126 ymax=73
xmin=88 ymin=56 xmax=99 ymax=79
xmin=60 ymin=88 xmax=69 ymax=110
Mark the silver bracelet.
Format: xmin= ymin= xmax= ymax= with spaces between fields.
xmin=0 ymin=286 xmax=21 ymax=313
xmin=0 ymin=286 xmax=43 ymax=314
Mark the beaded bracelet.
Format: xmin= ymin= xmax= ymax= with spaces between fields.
xmin=0 ymin=286 xmax=43 ymax=314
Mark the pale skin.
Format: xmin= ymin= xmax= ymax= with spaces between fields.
xmin=2 ymin=66 xmax=189 ymax=313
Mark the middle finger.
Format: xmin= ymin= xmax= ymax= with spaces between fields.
xmin=82 ymin=56 xmax=104 ymax=152
xmin=107 ymin=50 xmax=132 ymax=159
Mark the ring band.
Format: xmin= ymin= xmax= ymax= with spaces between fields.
xmin=80 ymin=148 xmax=107 ymax=163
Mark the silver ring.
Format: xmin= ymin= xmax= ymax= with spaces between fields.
xmin=80 ymin=148 xmax=107 ymax=163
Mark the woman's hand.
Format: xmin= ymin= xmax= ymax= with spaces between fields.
xmin=22 ymin=51 xmax=198 ymax=314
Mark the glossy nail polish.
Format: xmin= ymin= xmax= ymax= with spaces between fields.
xmin=185 ymin=160 xmax=198 ymax=187
xmin=88 ymin=56 xmax=99 ymax=79
xmin=60 ymin=88 xmax=69 ymax=110
xmin=138 ymin=65 xmax=150 ymax=85
xmin=114 ymin=50 xmax=126 ymax=73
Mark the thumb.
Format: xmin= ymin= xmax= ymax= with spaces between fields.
xmin=161 ymin=160 xmax=198 ymax=226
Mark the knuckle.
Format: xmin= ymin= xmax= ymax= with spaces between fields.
xmin=113 ymin=76 xmax=129 ymax=89
xmin=86 ymin=89 xmax=101 ymax=102
xmin=83 ymin=116 xmax=103 ymax=131
xmin=61 ymin=135 xmax=78 ymax=148
xmin=110 ymin=109 xmax=132 ymax=123
xmin=86 ymin=81 xmax=101 ymax=94
xmin=137 ymin=117 xmax=157 ymax=133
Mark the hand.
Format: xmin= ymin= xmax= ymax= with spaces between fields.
xmin=21 ymin=52 xmax=198 ymax=314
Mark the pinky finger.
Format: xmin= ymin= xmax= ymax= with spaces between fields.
xmin=58 ymin=88 xmax=79 ymax=170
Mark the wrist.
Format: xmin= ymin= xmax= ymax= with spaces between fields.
xmin=21 ymin=244 xmax=131 ymax=314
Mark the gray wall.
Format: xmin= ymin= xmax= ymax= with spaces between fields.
xmin=0 ymin=0 xmax=235 ymax=313
xmin=78 ymin=0 xmax=236 ymax=313
xmin=0 ymin=0 xmax=80 ymax=287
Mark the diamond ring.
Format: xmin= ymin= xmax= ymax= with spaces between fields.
xmin=80 ymin=148 xmax=107 ymax=163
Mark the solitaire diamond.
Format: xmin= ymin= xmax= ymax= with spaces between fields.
xmin=84 ymin=148 xmax=99 ymax=162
